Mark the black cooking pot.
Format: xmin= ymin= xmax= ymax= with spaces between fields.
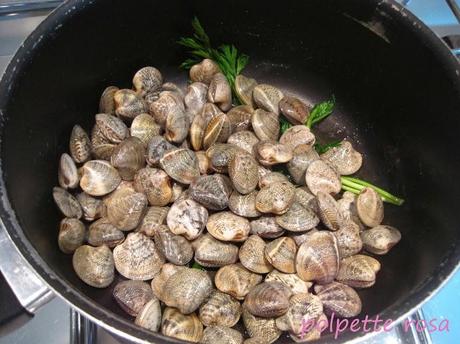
xmin=0 ymin=0 xmax=459 ymax=342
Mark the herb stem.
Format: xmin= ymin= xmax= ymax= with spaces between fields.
xmin=341 ymin=176 xmax=404 ymax=206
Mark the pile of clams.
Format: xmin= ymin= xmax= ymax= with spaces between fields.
xmin=54 ymin=60 xmax=402 ymax=343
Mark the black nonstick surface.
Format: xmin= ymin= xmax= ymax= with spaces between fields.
xmin=0 ymin=0 xmax=459 ymax=342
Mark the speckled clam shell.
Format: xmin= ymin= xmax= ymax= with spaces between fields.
xmin=111 ymin=137 xmax=145 ymax=180
xmin=190 ymin=59 xmax=221 ymax=85
xmin=199 ymin=290 xmax=242 ymax=327
xmin=251 ymin=109 xmax=280 ymax=141
xmin=336 ymin=254 xmax=381 ymax=288
xmin=133 ymin=66 xmax=162 ymax=96
xmin=215 ymin=264 xmax=262 ymax=300
xmin=151 ymin=263 xmax=187 ymax=299
xmin=275 ymin=293 xmax=323 ymax=334
xmin=53 ymin=187 xmax=82 ymax=219
xmin=146 ymin=136 xmax=175 ymax=166
xmin=195 ymin=151 xmax=211 ymax=174
xmin=161 ymin=307 xmax=203 ymax=343
xmin=235 ymin=74 xmax=257 ymax=108
xmin=288 ymin=228 xmax=319 ymax=247
xmin=287 ymin=144 xmax=320 ymax=185
xmin=276 ymin=202 xmax=319 ymax=233
xmin=203 ymin=113 xmax=232 ymax=149
xmin=256 ymin=140 xmax=293 ymax=166
xmin=95 ymin=114 xmax=128 ymax=144
xmin=208 ymin=72 xmax=232 ymax=111
xmin=201 ymin=326 xmax=243 ymax=344
xmin=76 ymin=192 xmax=103 ymax=222
xmin=265 ymin=270 xmax=312 ymax=295
xmin=256 ymin=181 xmax=295 ymax=215
xmin=207 ymin=211 xmax=251 ymax=242
xmin=334 ymin=221 xmax=363 ymax=258
xmin=160 ymin=148 xmax=200 ymax=184
xmin=134 ymin=167 xmax=172 ymax=206
xmin=161 ymin=267 xmax=213 ymax=314
xmin=229 ymin=190 xmax=261 ymax=218
xmin=228 ymin=130 xmax=259 ymax=155
xmin=206 ymin=143 xmax=245 ymax=173
xmin=320 ymin=141 xmax=363 ymax=175
xmin=88 ymin=218 xmax=124 ymax=248
xmin=136 ymin=206 xmax=169 ymax=236
xmin=69 ymin=125 xmax=91 ymax=163
xmin=228 ymin=152 xmax=259 ymax=194
xmin=253 ymin=84 xmax=284 ymax=115
xmin=80 ymin=160 xmax=122 ymax=196
xmin=316 ymin=191 xmax=343 ymax=231
xmin=242 ymin=308 xmax=282 ymax=343
xmin=165 ymin=108 xmax=189 ymax=144
xmin=279 ymin=96 xmax=311 ymax=125
xmin=113 ymin=280 xmax=155 ymax=317
xmin=239 ymin=235 xmax=273 ymax=274
xmin=257 ymin=164 xmax=272 ymax=183
xmin=91 ymin=142 xmax=116 ymax=161
xmin=243 ymin=281 xmax=292 ymax=318
xmin=113 ymin=232 xmax=164 ymax=280
xmin=250 ymin=216 xmax=285 ymax=239
xmin=305 ymin=159 xmax=341 ymax=195
xmin=189 ymin=174 xmax=232 ymax=210
xmin=356 ymin=187 xmax=384 ymax=227
xmin=258 ymin=172 xmax=289 ymax=189
xmin=314 ymin=281 xmax=362 ymax=318
xmin=154 ymin=226 xmax=193 ymax=265
xmin=130 ymin=113 xmax=161 ymax=146
xmin=135 ymin=298 xmax=162 ymax=332
xmin=150 ymin=91 xmax=184 ymax=127
xmin=185 ymin=82 xmax=208 ymax=120
xmin=360 ymin=225 xmax=401 ymax=255
xmin=294 ymin=187 xmax=318 ymax=213
xmin=264 ymin=237 xmax=297 ymax=273
xmin=167 ymin=199 xmax=208 ymax=240
xmin=295 ymin=231 xmax=339 ymax=284
xmin=58 ymin=218 xmax=85 ymax=254
xmin=99 ymin=86 xmax=119 ymax=115
xmin=114 ymin=89 xmax=147 ymax=120
xmin=279 ymin=125 xmax=316 ymax=152
xmin=192 ymin=233 xmax=239 ymax=267
xmin=227 ymin=105 xmax=254 ymax=132
xmin=72 ymin=245 xmax=114 ymax=288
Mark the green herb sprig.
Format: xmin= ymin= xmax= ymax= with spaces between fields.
xmin=306 ymin=96 xmax=335 ymax=129
xmin=313 ymin=140 xmax=341 ymax=155
xmin=341 ymin=176 xmax=404 ymax=206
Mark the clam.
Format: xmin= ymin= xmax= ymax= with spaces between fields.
xmin=256 ymin=141 xmax=293 ymax=166
xmin=337 ymin=191 xmax=365 ymax=231
xmin=242 ymin=308 xmax=282 ymax=343
xmin=161 ymin=307 xmax=203 ymax=343
xmin=295 ymin=231 xmax=339 ymax=284
xmin=203 ymin=113 xmax=232 ymax=149
xmin=288 ymin=229 xmax=319 ymax=247
xmin=72 ymin=245 xmax=114 ymax=288
xmin=146 ymin=135 xmax=175 ymax=166
xmin=69 ymin=125 xmax=91 ymax=163
xmin=336 ymin=254 xmax=381 ymax=288
xmin=314 ymin=281 xmax=362 ymax=317
xmin=235 ymin=74 xmax=257 ymax=108
xmin=251 ymin=109 xmax=280 ymax=141
xmin=167 ymin=199 xmax=208 ymax=240
xmin=215 ymin=264 xmax=262 ymax=300
xmin=134 ymin=167 xmax=172 ymax=206
xmin=136 ymin=206 xmax=169 ymax=236
xmin=316 ymin=191 xmax=343 ymax=231
xmin=113 ymin=232 xmax=164 ymax=280
xmin=92 ymin=142 xmax=116 ymax=161
xmin=190 ymin=103 xmax=221 ymax=151
xmin=201 ymin=326 xmax=243 ymax=344
xmin=356 ymin=187 xmax=384 ymax=227
xmin=287 ymin=144 xmax=320 ymax=185
xmin=133 ymin=66 xmax=162 ymax=96
xmin=228 ymin=152 xmax=259 ymax=194
xmin=76 ymin=192 xmax=103 ymax=222
xmin=184 ymin=82 xmax=208 ymax=120
xmin=160 ymin=148 xmax=200 ymax=184
xmin=162 ymin=82 xmax=185 ymax=98
xmin=154 ymin=226 xmax=193 ymax=265
xmin=53 ymin=187 xmax=82 ymax=218
xmin=196 ymin=151 xmax=211 ymax=174
xmin=135 ymin=298 xmax=162 ymax=332
xmin=243 ymin=281 xmax=292 ymax=318
xmin=111 ymin=137 xmax=146 ymax=180
xmin=229 ymin=190 xmax=261 ymax=218
xmin=253 ymin=84 xmax=284 ymax=115
xmin=149 ymin=91 xmax=184 ymax=127
xmin=320 ymin=141 xmax=362 ymax=175
xmin=130 ymin=113 xmax=161 ymax=146
xmin=208 ymin=72 xmax=232 ymax=111
xmin=161 ymin=267 xmax=213 ymax=314
xmin=258 ymin=164 xmax=272 ymax=182
xmin=99 ymin=86 xmax=119 ymax=115
xmin=276 ymin=202 xmax=319 ymax=233
xmin=275 ymin=293 xmax=323 ymax=334
xmin=190 ymin=59 xmax=220 ymax=84
xmin=206 ymin=143 xmax=244 ymax=173
xmin=289 ymin=313 xmax=327 ymax=342
xmin=279 ymin=96 xmax=311 ymax=124
xmin=294 ymin=187 xmax=318 ymax=213
xmin=170 ymin=182 xmax=184 ymax=202
xmin=256 ymin=181 xmax=295 ymax=215
xmin=239 ymin=235 xmax=273 ymax=274
xmin=80 ymin=160 xmax=121 ymax=196
xmin=113 ymin=280 xmax=155 ymax=317
xmin=227 ymin=105 xmax=254 ymax=132
xmin=199 ymin=290 xmax=242 ymax=327
xmin=58 ymin=153 xmax=79 ymax=189
xmin=259 ymin=172 xmax=289 ymax=189
xmin=165 ymin=108 xmax=189 ymax=144
xmin=189 ymin=174 xmax=232 ymax=210
xmin=192 ymin=233 xmax=239 ymax=267
xmin=250 ymin=216 xmax=285 ymax=239
xmin=207 ymin=211 xmax=251 ymax=242
xmin=264 ymin=237 xmax=297 ymax=273
xmin=151 ymin=263 xmax=187 ymax=299
xmin=334 ymin=221 xmax=363 ymax=258
xmin=305 ymin=159 xmax=341 ymax=195
xmin=360 ymin=225 xmax=401 ymax=255
xmin=279 ymin=125 xmax=315 ymax=151
xmin=58 ymin=218 xmax=85 ymax=254
xmin=114 ymin=89 xmax=147 ymax=120
xmin=94 ymin=114 xmax=129 ymax=144
xmin=265 ymin=270 xmax=312 ymax=295
xmin=88 ymin=218 xmax=124 ymax=248
xmin=228 ymin=130 xmax=259 ymax=155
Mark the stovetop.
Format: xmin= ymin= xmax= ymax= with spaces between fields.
xmin=0 ymin=1 xmax=459 ymax=343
